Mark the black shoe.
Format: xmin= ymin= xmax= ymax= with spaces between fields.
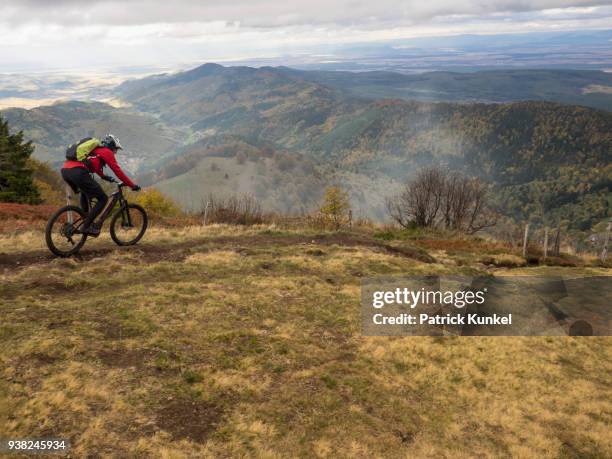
xmin=83 ymin=223 xmax=101 ymax=237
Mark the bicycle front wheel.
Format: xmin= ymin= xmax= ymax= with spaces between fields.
xmin=45 ymin=205 xmax=88 ymax=257
xmin=110 ymin=204 xmax=148 ymax=246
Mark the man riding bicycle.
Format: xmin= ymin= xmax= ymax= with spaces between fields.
xmin=61 ymin=134 xmax=140 ymax=236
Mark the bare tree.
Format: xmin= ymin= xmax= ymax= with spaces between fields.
xmin=386 ymin=166 xmax=496 ymax=233
xmin=385 ymin=194 xmax=410 ymax=228
xmin=464 ymin=178 xmax=497 ymax=234
xmin=387 ymin=167 xmax=445 ymax=228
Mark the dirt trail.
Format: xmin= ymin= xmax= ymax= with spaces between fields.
xmin=0 ymin=232 xmax=434 ymax=271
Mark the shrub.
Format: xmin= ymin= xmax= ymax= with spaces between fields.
xmin=29 ymin=159 xmax=65 ymax=205
xmin=201 ymin=193 xmax=265 ymax=225
xmin=479 ymin=254 xmax=527 ymax=268
xmin=33 ymin=179 xmax=65 ymax=206
xmin=319 ymin=186 xmax=351 ymax=230
xmin=133 ymin=188 xmax=181 ymax=217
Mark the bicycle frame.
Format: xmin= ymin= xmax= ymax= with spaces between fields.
xmin=95 ymin=184 xmax=132 ymax=227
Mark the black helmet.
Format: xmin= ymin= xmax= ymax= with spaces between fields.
xmin=101 ymin=134 xmax=123 ymax=151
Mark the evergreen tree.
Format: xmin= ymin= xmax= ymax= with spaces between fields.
xmin=0 ymin=116 xmax=41 ymax=204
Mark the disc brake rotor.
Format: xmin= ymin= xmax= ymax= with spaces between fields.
xmin=60 ymin=223 xmax=76 ymax=245
xmin=60 ymin=223 xmax=73 ymax=237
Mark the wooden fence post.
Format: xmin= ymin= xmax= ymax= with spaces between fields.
xmin=522 ymin=223 xmax=530 ymax=258
xmin=202 ymin=201 xmax=210 ymax=226
xmin=601 ymin=219 xmax=611 ymax=262
xmin=553 ymin=226 xmax=561 ymax=256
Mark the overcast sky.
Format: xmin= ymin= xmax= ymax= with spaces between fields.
xmin=1 ymin=0 xmax=612 ymax=71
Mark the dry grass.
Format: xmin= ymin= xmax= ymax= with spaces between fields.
xmin=0 ymin=224 xmax=297 ymax=253
xmin=0 ymin=226 xmax=610 ymax=457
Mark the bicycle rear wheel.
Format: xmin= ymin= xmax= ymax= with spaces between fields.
xmin=110 ymin=204 xmax=148 ymax=246
xmin=45 ymin=205 xmax=88 ymax=257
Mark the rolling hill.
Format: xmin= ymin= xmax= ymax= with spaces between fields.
xmin=120 ymin=65 xmax=612 ymax=113
xmin=3 ymin=63 xmax=611 ymax=235
xmin=0 ymin=101 xmax=184 ymax=171
xmin=116 ymin=64 xmax=611 ymax=230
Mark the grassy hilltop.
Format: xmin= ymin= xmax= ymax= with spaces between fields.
xmin=1 ymin=218 xmax=610 ymax=457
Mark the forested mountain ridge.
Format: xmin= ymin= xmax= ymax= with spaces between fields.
xmin=0 ymin=101 xmax=183 ymax=169
xmin=3 ymin=63 xmax=610 ymax=237
xmin=116 ymin=63 xmax=358 ymax=132
xmin=116 ymin=64 xmax=611 ymax=182
xmin=125 ymin=88 xmax=609 ymax=234
xmin=120 ymin=65 xmax=612 ymax=113
xmin=322 ymin=100 xmax=611 ymax=182
xmin=274 ymin=68 xmax=612 ymax=112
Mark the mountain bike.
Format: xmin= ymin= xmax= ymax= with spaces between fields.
xmin=45 ymin=182 xmax=148 ymax=257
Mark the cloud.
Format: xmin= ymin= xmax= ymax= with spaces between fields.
xmin=3 ymin=0 xmax=611 ymax=28
xmin=0 ymin=1 xmax=611 ymax=71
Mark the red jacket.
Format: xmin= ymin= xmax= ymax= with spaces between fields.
xmin=63 ymin=147 xmax=136 ymax=188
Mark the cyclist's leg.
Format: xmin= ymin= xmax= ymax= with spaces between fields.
xmin=63 ymin=168 xmax=108 ymax=230
xmin=79 ymin=192 xmax=90 ymax=214
xmin=80 ymin=184 xmax=108 ymax=230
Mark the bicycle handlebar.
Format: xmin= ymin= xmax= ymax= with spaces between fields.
xmin=104 ymin=176 xmax=138 ymax=191
xmin=110 ymin=180 xmax=138 ymax=191
xmin=117 ymin=182 xmax=141 ymax=191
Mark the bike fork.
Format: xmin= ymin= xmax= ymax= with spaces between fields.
xmin=122 ymin=206 xmax=133 ymax=227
